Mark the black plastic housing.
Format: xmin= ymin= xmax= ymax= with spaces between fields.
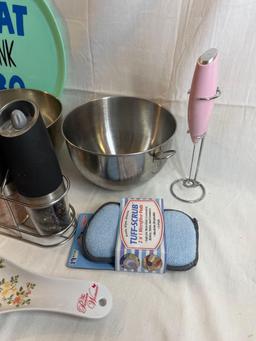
xmin=0 ymin=101 xmax=62 ymax=198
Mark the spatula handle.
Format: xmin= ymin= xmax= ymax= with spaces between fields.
xmin=0 ymin=258 xmax=112 ymax=319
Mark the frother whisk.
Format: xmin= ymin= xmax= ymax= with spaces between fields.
xmin=170 ymin=48 xmax=221 ymax=203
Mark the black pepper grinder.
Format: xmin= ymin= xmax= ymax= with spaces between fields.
xmin=0 ymin=150 xmax=11 ymax=225
xmin=0 ymin=99 xmax=72 ymax=235
xmin=0 ymin=148 xmax=7 ymax=186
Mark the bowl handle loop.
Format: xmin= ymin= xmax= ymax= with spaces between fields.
xmin=153 ymin=150 xmax=176 ymax=160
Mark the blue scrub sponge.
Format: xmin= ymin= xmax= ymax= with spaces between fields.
xmin=164 ymin=210 xmax=198 ymax=270
xmin=82 ymin=203 xmax=198 ymax=271
xmin=85 ymin=203 xmax=119 ymax=262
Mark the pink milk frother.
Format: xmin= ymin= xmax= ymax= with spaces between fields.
xmin=170 ymin=48 xmax=221 ymax=203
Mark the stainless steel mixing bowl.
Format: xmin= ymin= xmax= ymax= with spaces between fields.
xmin=0 ymin=89 xmax=62 ymax=150
xmin=62 ymin=96 xmax=176 ymax=190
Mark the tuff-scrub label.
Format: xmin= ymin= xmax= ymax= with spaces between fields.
xmin=115 ymin=198 xmax=166 ymax=273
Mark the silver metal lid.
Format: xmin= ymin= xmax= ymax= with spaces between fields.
xmin=19 ymin=181 xmax=66 ymax=209
xmin=198 ymin=48 xmax=218 ymax=65
xmin=0 ymin=99 xmax=39 ymax=137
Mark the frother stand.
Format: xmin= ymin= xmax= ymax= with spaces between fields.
xmin=0 ymin=173 xmax=77 ymax=247
xmin=170 ymin=48 xmax=221 ymax=203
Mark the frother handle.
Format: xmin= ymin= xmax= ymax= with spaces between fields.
xmin=188 ymin=48 xmax=219 ymax=143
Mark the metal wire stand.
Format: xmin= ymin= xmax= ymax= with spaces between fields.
xmin=0 ymin=175 xmax=77 ymax=247
xmin=170 ymin=136 xmax=206 ymax=203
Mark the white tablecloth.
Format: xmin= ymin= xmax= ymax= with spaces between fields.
xmin=0 ymin=92 xmax=255 ymax=341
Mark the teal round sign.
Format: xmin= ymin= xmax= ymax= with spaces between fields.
xmin=0 ymin=0 xmax=66 ymax=96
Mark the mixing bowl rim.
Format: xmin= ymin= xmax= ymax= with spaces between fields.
xmin=0 ymin=88 xmax=62 ymax=129
xmin=62 ymin=96 xmax=177 ymax=157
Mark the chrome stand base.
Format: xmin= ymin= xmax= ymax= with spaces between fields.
xmin=0 ymin=174 xmax=77 ymax=247
xmin=0 ymin=205 xmax=77 ymax=247
xmin=170 ymin=178 xmax=206 ymax=203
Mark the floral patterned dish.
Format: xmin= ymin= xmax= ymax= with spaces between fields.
xmin=0 ymin=257 xmax=112 ymax=319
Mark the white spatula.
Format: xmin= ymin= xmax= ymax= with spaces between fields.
xmin=0 ymin=257 xmax=112 ymax=319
